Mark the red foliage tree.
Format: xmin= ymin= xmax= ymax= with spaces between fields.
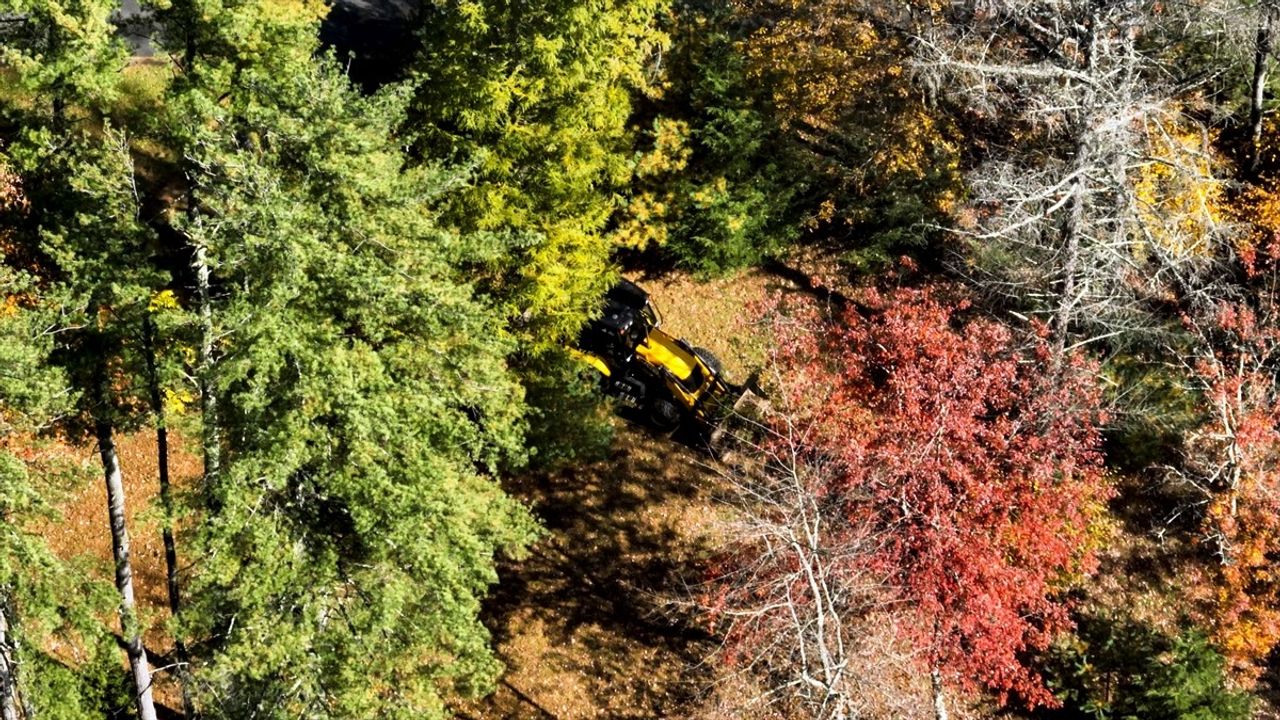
xmin=711 ymin=284 xmax=1109 ymax=717
xmin=1175 ymin=301 xmax=1280 ymax=679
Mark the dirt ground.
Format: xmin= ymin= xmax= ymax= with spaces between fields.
xmin=455 ymin=425 xmax=722 ymax=720
xmin=459 ymin=267 xmax=792 ymax=719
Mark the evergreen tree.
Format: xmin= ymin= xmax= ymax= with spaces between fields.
xmin=409 ymin=0 xmax=668 ymax=345
xmin=618 ymin=0 xmax=802 ymax=274
xmin=1039 ymin=613 xmax=1253 ymax=720
xmin=5 ymin=121 xmax=163 ymax=720
xmin=148 ymin=3 xmax=540 ymax=714
xmin=1 ymin=2 xmax=167 ymax=717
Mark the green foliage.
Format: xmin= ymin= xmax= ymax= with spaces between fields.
xmin=519 ymin=349 xmax=615 ymax=467
xmin=409 ymin=0 xmax=669 ymax=346
xmin=0 ymin=291 xmax=122 ymax=720
xmin=20 ymin=634 xmax=132 ymax=720
xmin=7 ymin=128 xmax=163 ymax=444
xmin=150 ymin=5 xmax=542 ymax=708
xmin=1 ymin=0 xmax=164 ymax=438
xmin=1099 ymin=349 xmax=1203 ymax=474
xmin=1037 ymin=612 xmax=1252 ymax=720
xmin=0 ymin=0 xmax=126 ymax=120
xmin=618 ymin=1 xmax=801 ymax=275
xmin=0 ymin=268 xmax=65 ymax=428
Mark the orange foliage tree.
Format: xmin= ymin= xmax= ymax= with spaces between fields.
xmin=1175 ymin=300 xmax=1280 ymax=680
xmin=736 ymin=0 xmax=960 ymax=264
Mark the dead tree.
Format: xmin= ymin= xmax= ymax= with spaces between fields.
xmin=703 ymin=413 xmax=915 ymax=720
xmin=917 ymin=0 xmax=1234 ymax=360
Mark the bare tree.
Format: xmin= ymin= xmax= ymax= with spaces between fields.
xmin=702 ymin=412 xmax=923 ymax=720
xmin=917 ymin=0 xmax=1235 ymax=359
xmin=1161 ymin=277 xmax=1280 ymax=559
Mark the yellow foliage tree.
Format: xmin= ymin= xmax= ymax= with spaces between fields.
xmin=613 ymin=117 xmax=691 ymax=250
xmin=1132 ymin=115 xmax=1229 ymax=260
xmin=737 ymin=0 xmax=959 ymax=259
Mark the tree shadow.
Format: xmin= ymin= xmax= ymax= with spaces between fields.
xmin=760 ymin=258 xmax=855 ymax=309
xmin=1097 ymin=471 xmax=1209 ymax=594
xmin=471 ymin=426 xmax=720 ymax=718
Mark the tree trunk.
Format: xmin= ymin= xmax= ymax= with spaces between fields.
xmin=1250 ymin=4 xmax=1275 ymax=177
xmin=1052 ymin=174 xmax=1085 ymax=364
xmin=141 ymin=317 xmax=194 ymax=718
xmin=1051 ymin=9 xmax=1099 ymax=366
xmin=193 ymin=244 xmax=221 ymax=509
xmin=92 ymin=362 xmax=158 ymax=720
xmin=931 ymin=667 xmax=948 ymax=720
xmin=0 ymin=593 xmax=19 ymax=720
xmin=9 ymin=599 xmax=31 ymax=720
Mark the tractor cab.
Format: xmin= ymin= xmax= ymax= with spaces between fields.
xmin=605 ymin=279 xmax=661 ymax=329
xmin=574 ymin=280 xmax=656 ymax=370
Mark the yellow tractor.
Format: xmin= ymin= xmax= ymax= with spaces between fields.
xmin=572 ymin=279 xmax=751 ymax=434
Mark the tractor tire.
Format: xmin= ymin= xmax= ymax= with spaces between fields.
xmin=648 ymin=397 xmax=683 ymax=432
xmin=694 ymin=346 xmax=725 ymax=378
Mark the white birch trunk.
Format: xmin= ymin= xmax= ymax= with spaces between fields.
xmin=193 ymin=243 xmax=221 ymax=505
xmin=93 ymin=368 xmax=158 ymax=720
xmin=931 ymin=668 xmax=948 ymax=720
xmin=0 ymin=596 xmax=18 ymax=720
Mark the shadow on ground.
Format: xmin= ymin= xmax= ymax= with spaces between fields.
xmin=457 ymin=426 xmax=722 ymax=719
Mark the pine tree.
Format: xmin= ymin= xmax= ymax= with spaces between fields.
xmin=148 ymin=4 xmax=540 ymax=714
xmin=1040 ymin=612 xmax=1253 ymax=720
xmin=5 ymin=130 xmax=163 ymax=720
xmin=618 ymin=0 xmax=802 ymax=274
xmin=1 ymin=3 xmax=167 ymax=717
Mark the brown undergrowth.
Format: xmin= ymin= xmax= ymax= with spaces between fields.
xmin=35 ymin=428 xmax=200 ymax=717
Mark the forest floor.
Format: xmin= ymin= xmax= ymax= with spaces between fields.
xmin=457 ymin=266 xmax=799 ymax=719
xmin=36 ymin=428 xmax=201 ymax=718
xmin=454 ymin=425 xmax=722 ymax=719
